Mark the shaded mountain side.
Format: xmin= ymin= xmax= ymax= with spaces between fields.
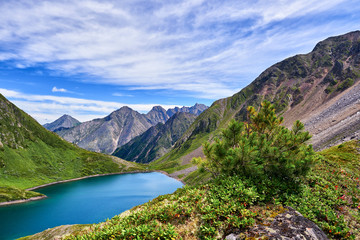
xmin=54 ymin=104 xmax=208 ymax=155
xmin=113 ymin=112 xmax=197 ymax=163
xmin=0 ymin=94 xmax=142 ymax=202
xmin=43 ymin=114 xmax=81 ymax=132
xmin=150 ymin=30 xmax=360 ymax=178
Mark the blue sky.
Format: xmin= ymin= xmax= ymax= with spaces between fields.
xmin=0 ymin=0 xmax=359 ymax=124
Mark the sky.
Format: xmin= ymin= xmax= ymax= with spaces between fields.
xmin=0 ymin=0 xmax=359 ymax=124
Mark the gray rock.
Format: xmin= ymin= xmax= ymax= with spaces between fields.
xmin=226 ymin=207 xmax=328 ymax=240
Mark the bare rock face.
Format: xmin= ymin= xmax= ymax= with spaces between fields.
xmin=226 ymin=207 xmax=328 ymax=240
xmin=57 ymin=107 xmax=153 ymax=154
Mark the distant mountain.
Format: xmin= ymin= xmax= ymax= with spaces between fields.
xmin=56 ymin=106 xmax=154 ymax=154
xmin=145 ymin=106 xmax=169 ymax=125
xmin=113 ymin=112 xmax=197 ymax=163
xmin=0 ymin=93 xmax=140 ymax=203
xmin=54 ymin=103 xmax=208 ymax=154
xmin=150 ymin=30 xmax=360 ymax=180
xmin=167 ymin=103 xmax=208 ymax=117
xmin=43 ymin=114 xmax=81 ymax=132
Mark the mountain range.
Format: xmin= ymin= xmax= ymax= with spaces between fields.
xmin=113 ymin=112 xmax=197 ymax=163
xmin=149 ymin=30 xmax=360 ymax=182
xmin=50 ymin=104 xmax=208 ymax=154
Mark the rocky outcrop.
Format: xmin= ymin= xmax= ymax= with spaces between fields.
xmin=226 ymin=207 xmax=328 ymax=240
xmin=43 ymin=114 xmax=80 ymax=132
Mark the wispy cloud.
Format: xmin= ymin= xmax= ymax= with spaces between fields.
xmin=0 ymin=88 xmax=180 ymax=124
xmin=52 ymin=86 xmax=68 ymax=93
xmin=0 ymin=0 xmax=359 ymax=100
xmin=112 ymin=92 xmax=134 ymax=97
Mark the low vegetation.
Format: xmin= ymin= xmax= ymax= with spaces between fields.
xmin=55 ymin=102 xmax=360 ymax=239
xmin=57 ymin=140 xmax=359 ymax=239
xmin=0 ymin=186 xmax=43 ymax=203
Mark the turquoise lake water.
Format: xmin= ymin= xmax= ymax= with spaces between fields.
xmin=0 ymin=172 xmax=183 ymax=240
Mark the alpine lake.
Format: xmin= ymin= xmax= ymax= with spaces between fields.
xmin=0 ymin=172 xmax=183 ymax=240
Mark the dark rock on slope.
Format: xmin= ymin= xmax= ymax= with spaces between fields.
xmin=113 ymin=112 xmax=197 ymax=163
xmin=43 ymin=114 xmax=80 ymax=132
xmin=226 ymin=207 xmax=328 ymax=240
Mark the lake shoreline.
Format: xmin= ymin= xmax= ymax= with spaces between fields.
xmin=0 ymin=196 xmax=47 ymax=206
xmin=0 ymin=170 xmax=185 ymax=206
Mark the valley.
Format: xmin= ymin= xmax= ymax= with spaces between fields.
xmin=0 ymin=31 xmax=360 ymax=240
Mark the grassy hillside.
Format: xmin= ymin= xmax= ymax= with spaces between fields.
xmin=23 ymin=140 xmax=360 ymax=239
xmin=0 ymin=94 xmax=144 ymax=203
xmin=149 ymin=31 xmax=360 ymax=180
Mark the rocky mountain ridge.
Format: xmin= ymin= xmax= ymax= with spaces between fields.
xmin=54 ymin=103 xmax=208 ymax=154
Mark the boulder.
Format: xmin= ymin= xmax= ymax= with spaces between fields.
xmin=226 ymin=206 xmax=328 ymax=240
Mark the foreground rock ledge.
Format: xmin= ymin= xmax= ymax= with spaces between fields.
xmin=226 ymin=206 xmax=328 ymax=240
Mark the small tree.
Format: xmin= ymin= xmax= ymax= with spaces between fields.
xmin=194 ymin=101 xmax=315 ymax=181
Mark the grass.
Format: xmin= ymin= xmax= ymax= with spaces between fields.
xmin=48 ymin=140 xmax=360 ymax=240
xmin=0 ymin=140 xmax=145 ymax=203
xmin=0 ymin=93 xmax=144 ymax=203
xmin=0 ymin=186 xmax=44 ymax=203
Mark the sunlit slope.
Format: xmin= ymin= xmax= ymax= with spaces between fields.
xmin=151 ymin=31 xmax=360 ymax=181
xmin=0 ymin=93 xmax=143 ymax=202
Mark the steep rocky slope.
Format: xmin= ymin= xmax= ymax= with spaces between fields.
xmin=113 ymin=112 xmax=197 ymax=163
xmin=0 ymin=94 xmax=142 ymax=202
xmin=152 ymin=31 xmax=360 ymax=178
xmin=43 ymin=114 xmax=80 ymax=132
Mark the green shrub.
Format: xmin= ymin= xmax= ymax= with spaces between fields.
xmin=195 ymin=101 xmax=316 ymax=181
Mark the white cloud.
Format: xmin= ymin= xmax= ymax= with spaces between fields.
xmin=0 ymin=88 xmax=180 ymax=124
xmin=0 ymin=0 xmax=359 ymax=100
xmin=52 ymin=86 xmax=68 ymax=93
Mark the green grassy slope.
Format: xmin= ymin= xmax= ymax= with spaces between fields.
xmin=24 ymin=140 xmax=360 ymax=239
xmin=0 ymin=94 xmax=144 ymax=203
